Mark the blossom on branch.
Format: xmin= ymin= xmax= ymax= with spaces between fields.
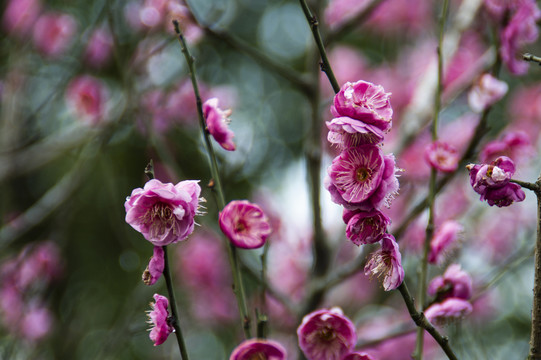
xmin=428 ymin=264 xmax=473 ymax=301
xmin=125 ymin=179 xmax=203 ymax=246
xmin=342 ymin=208 xmax=391 ymax=246
xmin=230 ymin=339 xmax=287 ymax=360
xmin=364 ymin=234 xmax=404 ymax=291
xmin=203 ymin=97 xmax=236 ymax=151
xmin=297 ymin=307 xmax=357 ymax=360
xmin=424 ymin=298 xmax=473 ymax=326
xmin=219 ymin=200 xmax=271 ymax=249
xmin=147 ymin=294 xmax=173 ymax=346
xmin=142 ymin=246 xmax=165 ymax=286
xmin=424 ymin=141 xmax=459 ymax=173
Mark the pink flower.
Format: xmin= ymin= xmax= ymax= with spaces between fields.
xmin=326 ymin=117 xmax=385 ymax=148
xmin=424 ymin=298 xmax=473 ymax=326
xmin=331 ymin=81 xmax=393 ymax=134
xmin=219 ymin=200 xmax=271 ymax=249
xmin=21 ymin=305 xmax=52 ymax=341
xmin=342 ymin=352 xmax=375 ymax=360
xmin=230 ymin=339 xmax=287 ymax=360
xmin=65 ymin=75 xmax=107 ymax=126
xmin=364 ymin=234 xmax=404 ymax=291
xmin=428 ymin=220 xmax=463 ymax=265
xmin=500 ymin=0 xmax=541 ymax=75
xmin=424 ymin=141 xmax=459 ymax=173
xmin=125 ymin=179 xmax=203 ymax=246
xmin=326 ymin=145 xmax=399 ymax=211
xmin=2 ymin=0 xmax=41 ymax=37
xmin=297 ymin=307 xmax=357 ymax=360
xmin=467 ymin=156 xmax=526 ymax=207
xmin=428 ymin=264 xmax=473 ymax=301
xmin=468 ymin=74 xmax=508 ymax=113
xmin=203 ymin=98 xmax=236 ymax=151
xmin=143 ymin=246 xmax=165 ymax=285
xmin=84 ymin=27 xmax=114 ymax=68
xmin=147 ymin=294 xmax=173 ymax=346
xmin=343 ymin=208 xmax=391 ymax=246
xmin=32 ymin=12 xmax=77 ymax=58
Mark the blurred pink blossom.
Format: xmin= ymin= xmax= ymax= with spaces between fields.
xmin=428 ymin=264 xmax=473 ymax=301
xmin=21 ymin=305 xmax=53 ymax=341
xmin=468 ymin=73 xmax=508 ymax=113
xmin=425 ymin=298 xmax=473 ymax=326
xmin=84 ymin=27 xmax=114 ymax=68
xmin=32 ymin=12 xmax=77 ymax=58
xmin=65 ymin=75 xmax=108 ymax=126
xmin=2 ymin=0 xmax=41 ymax=37
xmin=424 ymin=141 xmax=459 ymax=173
xmin=480 ymin=131 xmax=533 ymax=164
xmin=428 ymin=220 xmax=463 ymax=265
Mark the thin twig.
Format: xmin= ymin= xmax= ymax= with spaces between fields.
xmin=523 ymin=53 xmax=541 ymax=66
xmin=172 ymin=20 xmax=251 ymax=339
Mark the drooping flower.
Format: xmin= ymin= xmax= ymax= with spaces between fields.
xmin=297 ymin=307 xmax=357 ymax=360
xmin=32 ymin=12 xmax=77 ymax=58
xmin=203 ymin=97 xmax=236 ymax=151
xmin=500 ymin=0 xmax=541 ymax=75
xmin=230 ymin=339 xmax=287 ymax=360
xmin=428 ymin=264 xmax=473 ymax=301
xmin=342 ymin=352 xmax=375 ymax=360
xmin=364 ymin=234 xmax=404 ymax=291
xmin=143 ymin=246 xmax=165 ymax=286
xmin=219 ymin=200 xmax=271 ymax=249
xmin=428 ymin=220 xmax=463 ymax=265
xmin=326 ymin=116 xmax=385 ymax=148
xmin=326 ymin=145 xmax=399 ymax=211
xmin=147 ymin=294 xmax=173 ymax=346
xmin=331 ymin=80 xmax=393 ymax=134
xmin=65 ymin=75 xmax=107 ymax=126
xmin=125 ymin=179 xmax=203 ymax=246
xmin=342 ymin=208 xmax=391 ymax=245
xmin=468 ymin=73 xmax=508 ymax=113
xmin=424 ymin=141 xmax=459 ymax=173
xmin=424 ymin=298 xmax=473 ymax=326
xmin=467 ymin=156 xmax=526 ymax=207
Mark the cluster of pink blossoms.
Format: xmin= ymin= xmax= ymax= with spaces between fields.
xmin=325 ymin=80 xmax=403 ymax=291
xmin=124 ymin=178 xmax=204 ymax=345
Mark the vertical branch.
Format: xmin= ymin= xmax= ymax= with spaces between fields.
xmin=415 ymin=0 xmax=449 ymax=358
xmin=172 ymin=20 xmax=251 ymax=339
xmin=529 ymin=179 xmax=541 ymax=359
xmin=163 ymin=246 xmax=190 ymax=360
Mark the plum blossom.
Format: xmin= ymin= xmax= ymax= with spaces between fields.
xmin=364 ymin=234 xmax=404 ymax=291
xmin=65 ymin=75 xmax=108 ymax=126
xmin=297 ymin=307 xmax=357 ymax=360
xmin=326 ymin=145 xmax=399 ymax=211
xmin=125 ymin=179 xmax=203 ymax=246
xmin=424 ymin=141 xmax=459 ymax=173
xmin=342 ymin=352 xmax=375 ymax=360
xmin=468 ymin=73 xmax=508 ymax=113
xmin=480 ymin=131 xmax=533 ymax=164
xmin=424 ymin=298 xmax=473 ymax=326
xmin=331 ymin=80 xmax=393 ymax=135
xmin=2 ymin=0 xmax=41 ymax=37
xmin=142 ymin=246 xmax=165 ymax=286
xmin=230 ymin=339 xmax=287 ymax=360
xmin=428 ymin=264 xmax=473 ymax=301
xmin=219 ymin=200 xmax=271 ymax=249
xmin=467 ymin=156 xmax=526 ymax=207
xmin=203 ymin=98 xmax=236 ymax=151
xmin=326 ymin=117 xmax=385 ymax=148
xmin=32 ymin=12 xmax=77 ymax=58
xmin=147 ymin=294 xmax=173 ymax=346
xmin=428 ymin=220 xmax=463 ymax=265
xmin=84 ymin=27 xmax=114 ymax=68
xmin=343 ymin=208 xmax=390 ymax=245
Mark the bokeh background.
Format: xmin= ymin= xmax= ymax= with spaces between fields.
xmin=1 ymin=0 xmax=541 ymax=359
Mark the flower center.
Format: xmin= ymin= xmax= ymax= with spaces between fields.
xmin=235 ymin=220 xmax=247 ymax=233
xmin=356 ymin=167 xmax=371 ymax=182
xmin=143 ymin=202 xmax=176 ymax=238
xmin=248 ymin=353 xmax=267 ymax=360
xmin=319 ymin=326 xmax=337 ymax=342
